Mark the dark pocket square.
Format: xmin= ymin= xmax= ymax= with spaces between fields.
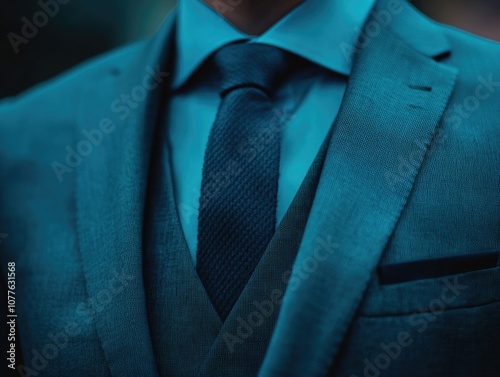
xmin=378 ymin=251 xmax=500 ymax=285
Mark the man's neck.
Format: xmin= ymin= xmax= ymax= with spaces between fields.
xmin=202 ymin=0 xmax=304 ymax=35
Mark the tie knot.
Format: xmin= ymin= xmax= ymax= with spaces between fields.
xmin=209 ymin=43 xmax=299 ymax=97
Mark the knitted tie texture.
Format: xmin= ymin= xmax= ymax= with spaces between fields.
xmin=196 ymin=43 xmax=299 ymax=321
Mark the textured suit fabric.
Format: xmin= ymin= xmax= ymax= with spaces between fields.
xmin=0 ymin=1 xmax=499 ymax=376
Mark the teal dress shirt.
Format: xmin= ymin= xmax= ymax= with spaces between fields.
xmin=167 ymin=0 xmax=376 ymax=261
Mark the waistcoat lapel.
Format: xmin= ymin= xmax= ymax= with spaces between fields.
xmin=143 ymin=122 xmax=222 ymax=377
xmin=143 ymin=97 xmax=333 ymax=377
xmin=196 ymin=126 xmax=332 ymax=377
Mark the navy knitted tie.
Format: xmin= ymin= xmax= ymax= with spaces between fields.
xmin=196 ymin=43 xmax=299 ymax=321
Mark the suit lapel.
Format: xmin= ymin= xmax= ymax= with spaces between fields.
xmin=259 ymin=4 xmax=457 ymax=376
xmin=75 ymin=12 xmax=176 ymax=377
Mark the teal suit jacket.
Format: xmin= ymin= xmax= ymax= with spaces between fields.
xmin=1 ymin=1 xmax=499 ymax=376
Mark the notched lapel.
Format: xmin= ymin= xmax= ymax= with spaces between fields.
xmin=260 ymin=13 xmax=458 ymax=377
xmin=75 ymin=12 xmax=176 ymax=377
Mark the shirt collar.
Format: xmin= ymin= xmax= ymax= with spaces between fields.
xmin=173 ymin=0 xmax=376 ymax=89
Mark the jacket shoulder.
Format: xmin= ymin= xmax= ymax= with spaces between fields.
xmin=0 ymin=40 xmax=146 ymax=162
xmin=0 ymin=40 xmax=145 ymax=126
xmin=439 ymin=23 xmax=500 ymax=119
xmin=441 ymin=23 xmax=500 ymax=71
